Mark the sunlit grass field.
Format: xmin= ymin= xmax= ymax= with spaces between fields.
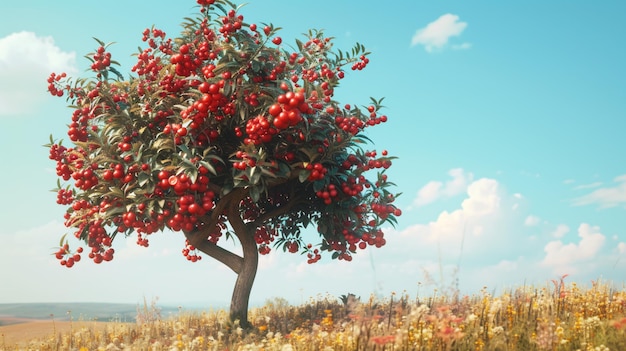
xmin=2 ymin=279 xmax=625 ymax=350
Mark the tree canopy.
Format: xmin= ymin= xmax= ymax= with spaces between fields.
xmin=46 ymin=0 xmax=401 ymax=324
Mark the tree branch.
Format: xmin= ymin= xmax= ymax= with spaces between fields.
xmin=183 ymin=231 xmax=243 ymax=274
xmin=253 ymin=184 xmax=305 ymax=227
xmin=183 ymin=187 xmax=249 ymax=273
xmin=195 ymin=187 xmax=248 ymax=242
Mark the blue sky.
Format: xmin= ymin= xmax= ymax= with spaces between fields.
xmin=0 ymin=1 xmax=624 ymax=308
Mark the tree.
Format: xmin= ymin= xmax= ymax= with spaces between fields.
xmin=46 ymin=0 xmax=401 ymax=327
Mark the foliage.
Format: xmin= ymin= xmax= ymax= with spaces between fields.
xmin=45 ymin=0 xmax=401 ymax=270
xmin=4 ymin=281 xmax=626 ymax=350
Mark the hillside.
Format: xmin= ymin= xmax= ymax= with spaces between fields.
xmin=0 ymin=302 xmax=182 ymax=325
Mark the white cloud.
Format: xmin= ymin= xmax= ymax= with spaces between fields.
xmin=0 ymin=31 xmax=77 ymax=116
xmin=542 ymin=223 xmax=605 ymax=274
xmin=551 ymin=224 xmax=570 ymax=238
xmin=573 ymin=182 xmax=603 ymax=190
xmin=461 ymin=178 xmax=500 ymax=216
xmin=2 ymin=173 xmax=623 ymax=306
xmin=573 ymin=174 xmax=626 ymax=208
xmin=414 ymin=168 xmax=473 ymax=206
xmin=411 ymin=14 xmax=469 ymax=52
xmin=524 ymin=215 xmax=540 ymax=226
xmin=402 ymin=178 xmax=503 ymax=258
xmin=414 ymin=181 xmax=443 ymax=206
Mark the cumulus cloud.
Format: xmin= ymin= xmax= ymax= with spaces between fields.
xmin=572 ymin=174 xmax=626 ymax=208
xmin=0 ymin=31 xmax=77 ymax=116
xmin=411 ymin=14 xmax=470 ymax=52
xmin=404 ymin=178 xmax=502 ymax=251
xmin=542 ymin=223 xmax=605 ymax=274
xmin=461 ymin=178 xmax=500 ymax=216
xmin=551 ymin=224 xmax=570 ymax=239
xmin=524 ymin=215 xmax=540 ymax=227
xmin=414 ymin=168 xmax=473 ymax=206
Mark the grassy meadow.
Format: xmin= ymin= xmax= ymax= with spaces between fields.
xmin=1 ymin=279 xmax=625 ymax=351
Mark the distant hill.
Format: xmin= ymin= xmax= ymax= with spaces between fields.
xmin=0 ymin=303 xmax=182 ymax=324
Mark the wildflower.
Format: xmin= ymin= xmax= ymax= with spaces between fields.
xmin=371 ymin=334 xmax=396 ymax=345
xmin=466 ymin=313 xmax=477 ymax=323
xmin=437 ymin=325 xmax=464 ymax=341
xmin=534 ymin=318 xmax=557 ymax=351
xmin=491 ymin=326 xmax=504 ymax=335
xmin=610 ymin=316 xmax=626 ymax=330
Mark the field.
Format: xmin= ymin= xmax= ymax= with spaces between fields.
xmin=1 ymin=280 xmax=625 ymax=351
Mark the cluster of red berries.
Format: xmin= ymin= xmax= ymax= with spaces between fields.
xmin=170 ymin=44 xmax=202 ymax=77
xmin=340 ymin=176 xmax=366 ymax=197
xmin=306 ymin=163 xmax=327 ymax=181
xmin=219 ymin=9 xmax=244 ymax=36
xmin=370 ymin=198 xmax=402 ymax=220
xmin=351 ymin=55 xmax=370 ymax=71
xmin=196 ymin=0 xmax=216 ymax=6
xmin=56 ymin=188 xmax=73 ymax=205
xmin=364 ymin=105 xmax=388 ymax=126
xmin=48 ymin=143 xmax=67 ymax=161
xmin=176 ymin=192 xmax=215 ymax=217
xmin=286 ymin=241 xmax=299 ymax=253
xmin=156 ymin=170 xmax=211 ymax=196
xmin=55 ymin=244 xmax=82 ymax=268
xmin=306 ymin=246 xmax=321 ymax=264
xmin=91 ymin=46 xmax=111 ymax=72
xmin=136 ymin=233 xmax=149 ymax=247
xmin=182 ymin=240 xmax=203 ymax=262
xmin=254 ymin=226 xmax=278 ymax=254
xmin=132 ymin=48 xmax=161 ymax=79
xmin=46 ymin=72 xmax=66 ymax=97
xmin=232 ymin=150 xmax=258 ymax=170
xmin=335 ymin=115 xmax=365 ymax=135
xmin=268 ymin=90 xmax=311 ymax=129
xmin=71 ymin=166 xmax=99 ymax=191
xmin=316 ymin=184 xmax=339 ymax=205
xmin=89 ymin=247 xmax=114 ymax=264
xmin=51 ymin=148 xmax=76 ymax=181
xmin=244 ymin=115 xmax=278 ymax=145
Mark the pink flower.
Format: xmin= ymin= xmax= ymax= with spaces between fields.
xmin=371 ymin=335 xmax=396 ymax=345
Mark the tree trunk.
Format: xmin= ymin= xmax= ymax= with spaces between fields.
xmin=225 ymin=192 xmax=259 ymax=328
xmin=229 ymin=230 xmax=258 ymax=328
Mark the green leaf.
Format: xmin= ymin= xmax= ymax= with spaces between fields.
xmin=178 ymin=144 xmax=193 ymax=159
xmin=105 ymin=205 xmax=125 ymax=217
xmin=260 ymin=167 xmax=277 ymax=178
xmin=92 ymin=37 xmax=105 ymax=47
xmin=108 ymin=66 xmax=124 ymax=80
xmin=59 ymin=233 xmax=68 ymax=248
xmin=298 ymin=170 xmax=310 ymax=183
xmin=249 ymin=166 xmax=261 ymax=185
xmin=137 ymin=172 xmax=151 ymax=187
xmin=249 ymin=185 xmax=261 ymax=202
xmin=178 ymin=158 xmax=198 ymax=184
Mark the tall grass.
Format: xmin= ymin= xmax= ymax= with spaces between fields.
xmin=2 ymin=279 xmax=625 ymax=350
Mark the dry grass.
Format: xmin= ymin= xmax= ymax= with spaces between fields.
xmin=0 ymin=320 xmax=119 ymax=348
xmin=1 ymin=279 xmax=625 ymax=350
